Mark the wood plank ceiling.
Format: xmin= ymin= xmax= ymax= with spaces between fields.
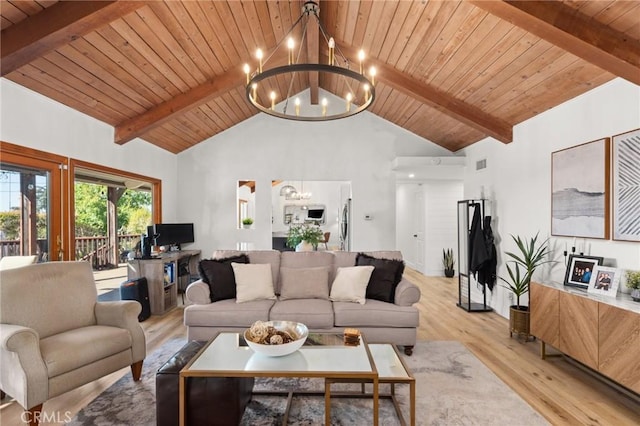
xmin=1 ymin=1 xmax=638 ymax=154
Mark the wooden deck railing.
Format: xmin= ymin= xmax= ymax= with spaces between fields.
xmin=0 ymin=234 xmax=141 ymax=269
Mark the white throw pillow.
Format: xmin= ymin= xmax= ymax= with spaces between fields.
xmin=329 ymin=266 xmax=375 ymax=305
xmin=231 ymin=263 xmax=276 ymax=303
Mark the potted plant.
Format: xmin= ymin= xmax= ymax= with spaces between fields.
xmin=286 ymin=223 xmax=323 ymax=251
xmin=499 ymin=233 xmax=550 ymax=338
xmin=626 ymin=270 xmax=640 ymax=301
xmin=442 ymin=248 xmax=455 ymax=277
xmin=242 ymin=217 xmax=254 ymax=229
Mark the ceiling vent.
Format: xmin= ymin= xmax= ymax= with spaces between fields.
xmin=476 ymin=159 xmax=487 ymax=170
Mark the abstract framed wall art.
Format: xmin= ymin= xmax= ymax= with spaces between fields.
xmin=551 ymin=138 xmax=610 ymax=239
xmin=612 ymin=128 xmax=640 ymax=242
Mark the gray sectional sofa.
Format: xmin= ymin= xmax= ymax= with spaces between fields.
xmin=184 ymin=250 xmax=421 ymax=355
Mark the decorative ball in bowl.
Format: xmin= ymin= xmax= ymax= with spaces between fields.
xmin=244 ymin=320 xmax=309 ymax=357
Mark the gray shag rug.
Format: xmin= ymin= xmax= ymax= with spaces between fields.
xmin=69 ymin=338 xmax=548 ymax=426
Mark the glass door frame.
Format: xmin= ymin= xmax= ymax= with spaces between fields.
xmin=69 ymin=159 xmax=162 ymax=261
xmin=0 ymin=141 xmax=69 ymax=260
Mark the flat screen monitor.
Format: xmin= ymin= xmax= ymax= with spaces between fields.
xmin=153 ymin=223 xmax=194 ymax=248
xmin=307 ymin=209 xmax=324 ymax=219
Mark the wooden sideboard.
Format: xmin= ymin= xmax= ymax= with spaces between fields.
xmin=127 ymin=250 xmax=201 ymax=315
xmin=530 ymin=281 xmax=640 ymax=393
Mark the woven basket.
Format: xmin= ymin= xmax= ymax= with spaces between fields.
xmin=509 ymin=306 xmax=530 ymax=337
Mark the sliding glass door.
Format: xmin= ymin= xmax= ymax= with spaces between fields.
xmin=0 ymin=142 xmax=68 ymax=261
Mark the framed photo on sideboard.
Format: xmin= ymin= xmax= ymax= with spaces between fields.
xmin=564 ymin=254 xmax=604 ymax=289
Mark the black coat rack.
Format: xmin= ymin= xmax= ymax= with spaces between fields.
xmin=457 ymin=199 xmax=493 ymax=312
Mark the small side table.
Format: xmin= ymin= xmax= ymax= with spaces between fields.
xmin=326 ymin=343 xmax=415 ymax=426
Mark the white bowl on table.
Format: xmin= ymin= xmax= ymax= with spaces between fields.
xmin=244 ymin=321 xmax=309 ymax=357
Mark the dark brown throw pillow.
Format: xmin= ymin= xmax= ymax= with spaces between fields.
xmin=198 ymin=254 xmax=249 ymax=302
xmin=355 ymin=253 xmax=405 ymax=303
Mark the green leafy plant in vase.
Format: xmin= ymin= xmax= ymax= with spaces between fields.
xmin=499 ymin=233 xmax=551 ymax=338
xmin=442 ymin=248 xmax=455 ymax=277
xmin=242 ymin=217 xmax=254 ymax=229
xmin=626 ymin=270 xmax=640 ymax=301
xmin=286 ymin=223 xmax=323 ymax=251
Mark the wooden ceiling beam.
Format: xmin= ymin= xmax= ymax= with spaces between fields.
xmin=1 ymin=1 xmax=147 ymax=77
xmin=116 ymin=48 xmax=290 ymax=145
xmin=115 ymin=70 xmax=244 ymax=145
xmin=468 ymin=0 xmax=640 ymax=85
xmin=336 ymin=44 xmax=513 ymax=144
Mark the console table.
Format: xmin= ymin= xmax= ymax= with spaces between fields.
xmin=127 ymin=250 xmax=201 ymax=315
xmin=530 ymin=281 xmax=640 ymax=393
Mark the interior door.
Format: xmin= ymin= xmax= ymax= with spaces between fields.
xmin=0 ymin=142 xmax=68 ymax=261
xmin=414 ymin=188 xmax=425 ymax=273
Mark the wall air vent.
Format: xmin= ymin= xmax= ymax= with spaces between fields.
xmin=476 ymin=159 xmax=487 ymax=170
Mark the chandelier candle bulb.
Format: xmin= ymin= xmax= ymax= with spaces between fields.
xmin=369 ymin=66 xmax=376 ymax=85
xmin=270 ymin=91 xmax=276 ymax=110
xmin=346 ymin=93 xmax=352 ymax=111
xmin=256 ymin=49 xmax=263 ymax=73
xmin=243 ymin=63 xmax=250 ymax=84
xmin=295 ymin=97 xmax=300 ymax=116
xmin=358 ymin=49 xmax=365 ymax=74
xmin=328 ymin=37 xmax=335 ymax=65
xmin=322 ymin=98 xmax=328 ymax=116
xmin=287 ymin=37 xmax=294 ymax=65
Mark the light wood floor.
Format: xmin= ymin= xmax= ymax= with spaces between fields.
xmin=1 ymin=269 xmax=638 ymax=425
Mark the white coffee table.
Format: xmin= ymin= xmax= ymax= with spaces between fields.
xmin=179 ymin=332 xmax=380 ymax=426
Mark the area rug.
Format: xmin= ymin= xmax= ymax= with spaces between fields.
xmin=69 ymin=339 xmax=548 ymax=426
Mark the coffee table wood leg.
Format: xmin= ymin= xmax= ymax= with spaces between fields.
xmin=373 ymin=376 xmax=379 ymax=426
xmin=410 ymin=380 xmax=416 ymax=426
xmin=325 ymin=380 xmax=332 ymax=426
xmin=179 ymin=375 xmax=185 ymax=426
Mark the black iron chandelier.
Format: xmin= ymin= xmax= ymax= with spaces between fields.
xmin=243 ymin=1 xmax=376 ymax=121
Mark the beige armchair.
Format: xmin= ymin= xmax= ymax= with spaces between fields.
xmin=0 ymin=261 xmax=146 ymax=425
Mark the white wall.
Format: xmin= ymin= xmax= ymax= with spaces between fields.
xmin=462 ymin=78 xmax=640 ymax=318
xmin=0 ymin=79 xmax=179 ymax=222
xmin=177 ymin=110 xmax=448 ymax=256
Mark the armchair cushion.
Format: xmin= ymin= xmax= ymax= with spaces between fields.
xmin=40 ymin=326 xmax=132 ymax=377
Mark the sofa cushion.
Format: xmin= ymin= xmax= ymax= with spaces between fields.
xmin=279 ymin=266 xmax=329 ymax=300
xmin=333 ymin=300 xmax=419 ymax=328
xmin=184 ymin=299 xmax=275 ymax=328
xmin=231 ymin=263 xmax=276 ymax=303
xmin=329 ymin=266 xmax=374 ymax=305
xmin=198 ymin=255 xmax=249 ymax=302
xmin=356 ymin=253 xmax=405 ymax=303
xmin=269 ymin=299 xmax=334 ymax=329
xmin=40 ymin=325 xmax=132 ymax=377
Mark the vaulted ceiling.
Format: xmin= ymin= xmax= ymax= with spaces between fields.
xmin=2 ymin=1 xmax=638 ymax=154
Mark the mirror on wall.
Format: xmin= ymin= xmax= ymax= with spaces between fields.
xmin=271 ymin=180 xmax=351 ymax=251
xmin=237 ymin=180 xmax=256 ymax=229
